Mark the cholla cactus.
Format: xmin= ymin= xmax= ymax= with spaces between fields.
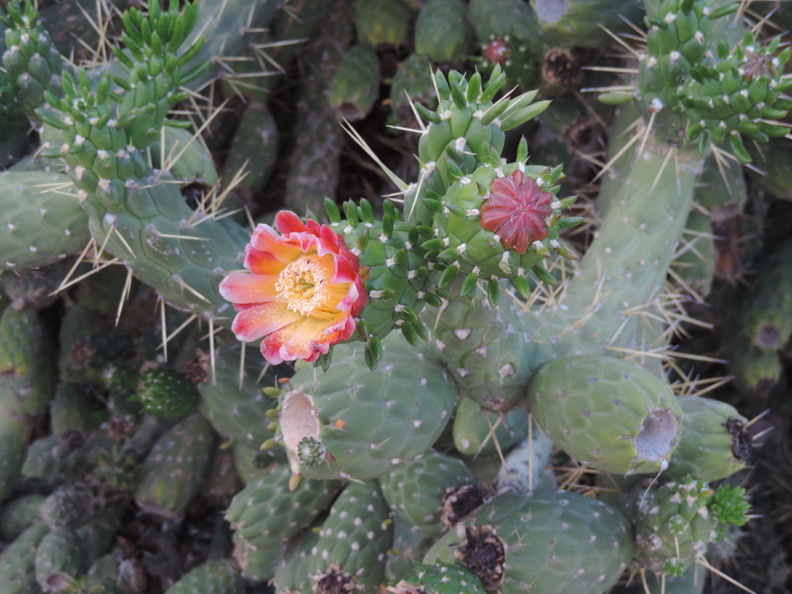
xmin=2 ymin=0 xmax=783 ymax=590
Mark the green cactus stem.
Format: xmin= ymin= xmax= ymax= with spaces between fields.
xmin=328 ymin=44 xmax=381 ymax=122
xmin=527 ymin=355 xmax=683 ymax=475
xmin=355 ymin=0 xmax=412 ymax=49
xmin=164 ymin=559 xmax=245 ymax=594
xmin=630 ymin=477 xmax=749 ymax=578
xmin=282 ymin=0 xmax=352 ymax=216
xmin=452 ymin=396 xmax=528 ymax=457
xmin=388 ymin=562 xmax=486 ymax=593
xmin=0 ymin=302 xmax=57 ymax=416
xmin=305 ymin=481 xmax=394 ymax=592
xmin=0 ymin=494 xmax=45 ymax=541
xmin=134 ymin=412 xmax=217 ymax=518
xmin=0 ymin=171 xmax=90 ymax=272
xmin=274 ymin=333 xmax=456 ymax=481
xmin=533 ymin=0 xmax=644 ymax=47
xmin=0 ymin=399 xmax=31 ymax=503
xmin=425 ymin=490 xmax=635 ymax=593
xmin=225 ymin=464 xmax=342 ymax=551
xmin=34 ymin=526 xmax=89 ymax=592
xmin=414 ymin=0 xmax=471 ymax=65
xmin=0 ymin=522 xmax=50 ymax=594
xmin=379 ymin=449 xmax=479 ymax=538
xmin=663 ymin=395 xmax=750 ymax=483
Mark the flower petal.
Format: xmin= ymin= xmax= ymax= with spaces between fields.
xmin=243 ymin=247 xmax=286 ymax=275
xmin=219 ymin=271 xmax=280 ymax=305
xmin=249 ymin=224 xmax=303 ymax=263
xmin=261 ymin=316 xmax=334 ymax=364
xmin=230 ymin=301 xmax=302 ymax=343
xmin=275 ymin=210 xmax=310 ymax=235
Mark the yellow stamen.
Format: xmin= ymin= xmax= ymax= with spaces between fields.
xmin=275 ymin=257 xmax=328 ymax=315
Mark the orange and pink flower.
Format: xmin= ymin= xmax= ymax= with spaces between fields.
xmin=219 ymin=211 xmax=368 ymax=364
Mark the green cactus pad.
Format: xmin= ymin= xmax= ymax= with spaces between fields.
xmin=388 ymin=561 xmax=486 ymax=593
xmin=0 ymin=493 xmax=45 ymax=541
xmin=232 ymin=531 xmax=284 ymax=583
xmin=276 ymin=334 xmax=456 ymax=481
xmin=355 ymin=0 xmax=411 ymax=48
xmin=165 ymin=559 xmax=245 ymax=594
xmin=425 ymin=490 xmax=635 ymax=593
xmin=306 ymin=481 xmax=394 ymax=591
xmin=0 ymin=521 xmax=50 ymax=594
xmin=34 ymin=526 xmax=88 ymax=591
xmin=0 ymin=171 xmax=90 ymax=271
xmin=136 ymin=366 xmax=200 ymax=419
xmin=528 ymin=355 xmax=683 ymax=475
xmin=328 ymin=44 xmax=381 ymax=121
xmin=663 ymin=396 xmax=750 ymax=483
xmin=379 ymin=449 xmax=479 ymax=538
xmin=0 ymin=400 xmax=31 ymax=503
xmin=226 ymin=464 xmax=342 ymax=551
xmin=414 ymin=0 xmax=471 ymax=64
xmin=271 ymin=526 xmax=321 ymax=593
xmin=134 ymin=413 xmax=216 ymax=518
xmin=197 ymin=344 xmax=283 ymax=450
xmin=631 ymin=477 xmax=719 ymax=577
xmin=452 ymin=396 xmax=528 ymax=456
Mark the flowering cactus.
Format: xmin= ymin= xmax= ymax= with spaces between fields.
xmin=2 ymin=0 xmax=786 ymax=591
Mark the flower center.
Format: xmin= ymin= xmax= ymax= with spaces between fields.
xmin=275 ymin=257 xmax=328 ymax=316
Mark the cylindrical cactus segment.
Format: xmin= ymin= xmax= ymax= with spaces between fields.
xmin=0 ymin=302 xmax=56 ymax=416
xmin=452 ymin=396 xmax=529 ymax=457
xmin=0 ymin=400 xmax=31 ymax=504
xmin=425 ymin=281 xmax=546 ymax=412
xmin=232 ymin=532 xmax=283 ymax=584
xmin=527 ymin=355 xmax=683 ymax=475
xmin=306 ymin=481 xmax=394 ymax=592
xmin=328 ymin=43 xmax=381 ymax=121
xmin=493 ymin=420 xmax=556 ymax=495
xmin=424 ymin=490 xmax=635 ymax=593
xmin=0 ymin=522 xmax=50 ymax=594
xmin=31 ymin=0 xmax=249 ymax=323
xmin=275 ymin=334 xmax=457 ymax=481
xmin=379 ymin=449 xmax=478 ymax=538
xmin=34 ymin=526 xmax=88 ymax=591
xmin=1 ymin=0 xmax=73 ymax=121
xmin=631 ymin=478 xmax=719 ymax=577
xmin=272 ymin=525 xmax=321 ymax=592
xmin=164 ymin=559 xmax=245 ymax=594
xmin=387 ymin=562 xmax=486 ymax=593
xmin=197 ymin=344 xmax=283 ymax=450
xmin=134 ymin=412 xmax=217 ymax=518
xmin=0 ymin=494 xmax=45 ymax=541
xmin=0 ymin=171 xmax=90 ymax=272
xmin=663 ymin=395 xmax=750 ymax=483
xmin=533 ymin=0 xmax=644 ymax=47
xmin=355 ymin=0 xmax=411 ymax=48
xmin=414 ymin=0 xmax=471 ymax=64
xmin=225 ymin=464 xmax=342 ymax=551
